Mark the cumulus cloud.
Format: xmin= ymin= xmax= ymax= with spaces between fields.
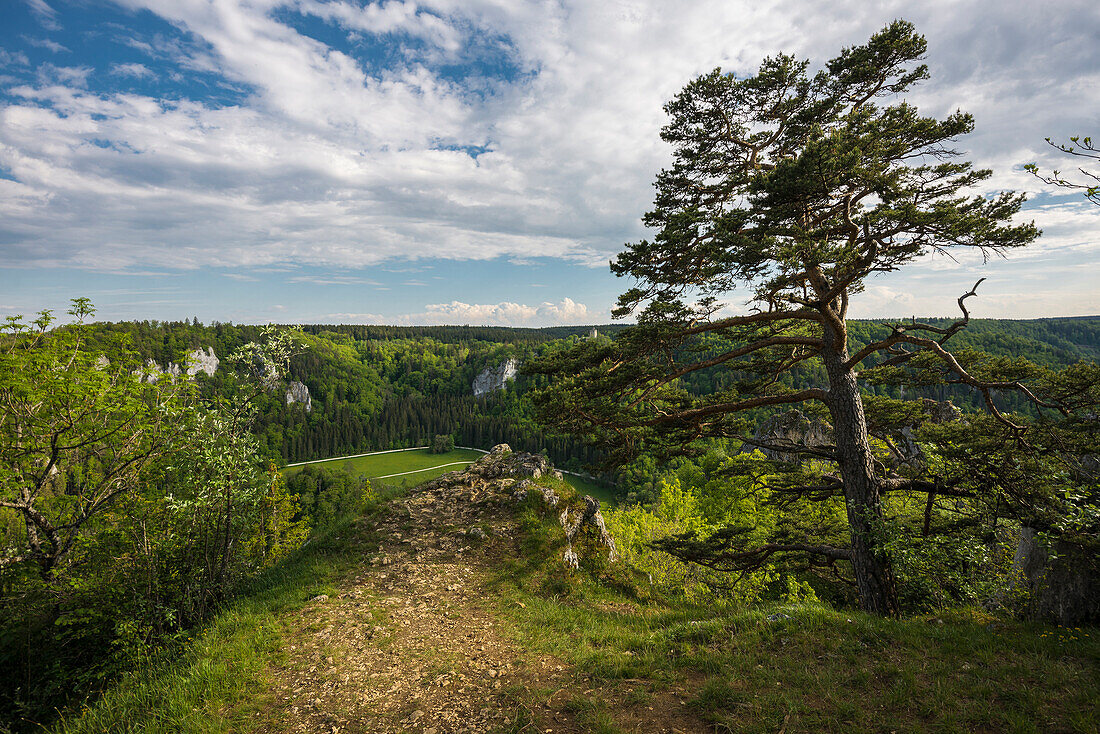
xmin=420 ymin=297 xmax=590 ymax=326
xmin=0 ymin=0 xmax=1096 ymax=317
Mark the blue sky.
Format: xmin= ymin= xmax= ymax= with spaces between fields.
xmin=1 ymin=0 xmax=1098 ymax=326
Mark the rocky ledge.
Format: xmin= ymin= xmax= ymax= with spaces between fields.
xmin=421 ymin=443 xmax=618 ymax=570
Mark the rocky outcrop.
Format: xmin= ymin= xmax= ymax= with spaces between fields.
xmin=1012 ymin=527 xmax=1100 ymax=625
xmin=421 ymin=444 xmax=614 ymax=569
xmin=473 ymin=358 xmax=518 ymax=397
xmin=140 ymin=358 xmax=182 ymax=384
xmin=742 ymin=409 xmax=834 ymax=462
xmin=560 ymin=495 xmax=618 ymax=570
xmin=136 ymin=347 xmax=219 ymax=383
xmin=743 ymin=400 xmax=962 ymax=465
xmin=286 ymin=380 xmax=312 ymax=412
xmin=185 ymin=347 xmax=219 ymax=377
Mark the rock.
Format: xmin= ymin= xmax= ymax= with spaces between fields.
xmin=472 ymin=358 xmax=519 ymax=397
xmin=535 ymin=485 xmax=559 ymax=509
xmin=417 ymin=444 xmax=618 ymax=571
xmin=286 ymin=380 xmax=312 ymax=412
xmin=139 ymin=358 xmax=183 ymax=383
xmin=311 ymin=594 xmax=329 ymax=603
xmin=185 ymin=346 xmax=219 ymax=377
xmin=137 ymin=347 xmax=220 ymax=383
xmin=1012 ymin=527 xmax=1100 ymax=625
xmin=560 ymin=495 xmax=618 ymax=570
xmin=742 ymin=409 xmax=834 ymax=462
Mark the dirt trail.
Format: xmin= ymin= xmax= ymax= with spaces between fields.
xmin=257 ymin=473 xmax=584 ymax=733
xmin=257 ymin=449 xmax=704 ymax=734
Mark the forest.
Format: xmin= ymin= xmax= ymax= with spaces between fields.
xmin=3 ymin=309 xmax=1097 ymax=731
xmin=3 ymin=20 xmax=1099 ymax=730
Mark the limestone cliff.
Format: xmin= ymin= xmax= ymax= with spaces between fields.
xmin=472 ymin=358 xmax=518 ymax=397
xmin=185 ymin=347 xmax=219 ymax=377
xmin=286 ymin=380 xmax=312 ymax=412
xmin=138 ymin=347 xmax=220 ymax=383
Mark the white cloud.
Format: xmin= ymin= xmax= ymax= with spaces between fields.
xmin=109 ymin=62 xmax=155 ymax=78
xmin=420 ymin=297 xmax=591 ymax=326
xmin=0 ymin=49 xmax=31 ymax=67
xmin=0 ymin=0 xmax=1097 ymax=321
xmin=23 ymin=36 xmax=68 ymax=53
xmin=24 ymin=0 xmax=61 ymax=31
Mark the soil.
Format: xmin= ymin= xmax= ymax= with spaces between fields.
xmin=253 ymin=462 xmax=706 ymax=733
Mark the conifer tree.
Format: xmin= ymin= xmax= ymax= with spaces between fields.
xmin=530 ymin=21 xmax=1092 ymax=615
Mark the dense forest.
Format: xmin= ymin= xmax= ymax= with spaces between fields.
xmin=3 ymin=308 xmax=1098 ymax=731
xmin=83 ymin=315 xmax=1100 ymax=474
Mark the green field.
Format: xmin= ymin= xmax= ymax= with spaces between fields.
xmin=284 ymin=448 xmax=484 ymax=482
xmin=284 ymin=448 xmax=619 ymax=504
xmin=561 ymin=472 xmax=617 ymax=506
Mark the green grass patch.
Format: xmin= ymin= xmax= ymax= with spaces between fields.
xmin=49 ymin=488 xmax=405 ymax=734
xmin=561 ymin=473 xmax=618 ymax=506
xmin=284 ymin=447 xmax=484 ymax=481
xmin=490 ymin=505 xmax=1100 ymax=734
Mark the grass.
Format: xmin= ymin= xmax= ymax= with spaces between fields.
xmin=488 ymin=498 xmax=1100 ymax=734
xmin=50 ymin=488 xmax=404 ymax=734
xmin=561 ymin=472 xmax=618 ymax=506
xmin=50 ymin=469 xmax=1092 ymax=733
xmin=284 ymin=447 xmax=484 ymax=481
xmin=286 ymin=446 xmax=621 ymax=505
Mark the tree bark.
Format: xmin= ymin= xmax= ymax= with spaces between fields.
xmin=821 ymin=319 xmax=901 ymax=616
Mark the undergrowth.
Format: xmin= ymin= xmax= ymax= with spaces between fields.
xmin=491 ymin=489 xmax=1100 ymax=734
xmin=48 ymin=486 xmax=406 ymax=734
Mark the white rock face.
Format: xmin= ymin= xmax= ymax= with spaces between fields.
xmin=186 ymin=347 xmax=219 ymax=377
xmin=286 ymin=380 xmax=312 ymax=412
xmin=473 ymin=358 xmax=518 ymax=397
xmin=141 ymin=358 xmax=182 ymax=383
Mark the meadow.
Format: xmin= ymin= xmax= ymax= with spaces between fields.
xmin=284 ymin=447 xmax=619 ymax=505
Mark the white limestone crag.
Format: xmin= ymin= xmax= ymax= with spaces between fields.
xmin=141 ymin=358 xmax=182 ymax=384
xmin=472 ymin=358 xmax=518 ymax=397
xmin=185 ymin=347 xmax=219 ymax=377
xmin=286 ymin=380 xmax=312 ymax=412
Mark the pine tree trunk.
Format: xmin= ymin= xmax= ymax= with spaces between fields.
xmin=822 ymin=322 xmax=901 ymax=616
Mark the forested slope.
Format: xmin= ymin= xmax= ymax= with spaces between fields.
xmin=84 ymin=316 xmax=1100 ymax=472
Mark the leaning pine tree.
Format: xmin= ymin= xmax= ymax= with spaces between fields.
xmin=531 ymin=21 xmax=1100 ymax=616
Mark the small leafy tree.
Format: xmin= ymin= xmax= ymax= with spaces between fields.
xmin=0 ymin=303 xmax=309 ymax=723
xmin=531 ymin=21 xmax=1097 ymax=616
xmin=431 ymin=433 xmax=455 ymax=454
xmin=0 ymin=299 xmax=191 ymax=580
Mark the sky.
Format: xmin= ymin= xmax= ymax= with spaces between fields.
xmin=0 ymin=0 xmax=1097 ymax=327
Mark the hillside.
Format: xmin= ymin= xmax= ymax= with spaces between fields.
xmin=81 ymin=316 xmax=1100 ymax=475
xmin=54 ymin=450 xmax=1100 ymax=734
